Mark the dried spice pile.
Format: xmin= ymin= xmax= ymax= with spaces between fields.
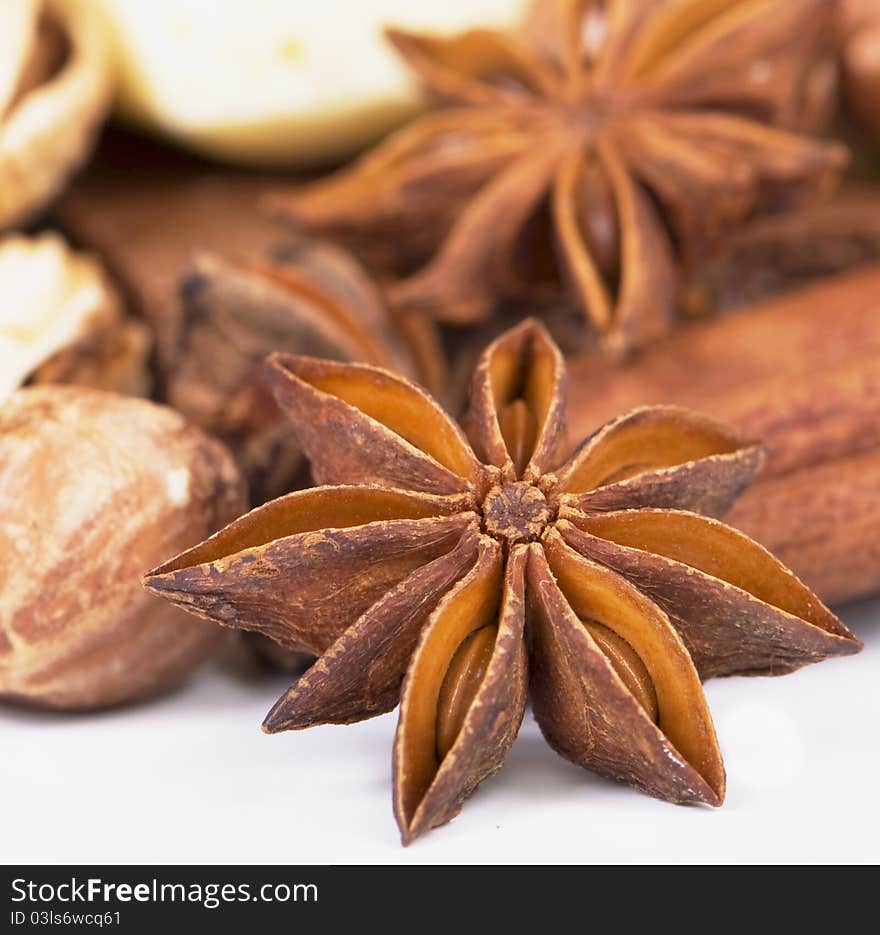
xmin=272 ymin=0 xmax=845 ymax=354
xmin=145 ymin=322 xmax=859 ymax=842
xmin=0 ymin=0 xmax=878 ymax=846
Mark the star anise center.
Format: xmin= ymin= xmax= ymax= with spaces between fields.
xmin=552 ymin=93 xmax=634 ymax=146
xmin=480 ymin=481 xmax=553 ymax=545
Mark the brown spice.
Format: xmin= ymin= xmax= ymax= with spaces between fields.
xmin=144 ymin=321 xmax=858 ymax=843
xmin=57 ymin=129 xmax=445 ymax=502
xmin=169 ymin=245 xmax=439 ymax=504
xmin=271 ymin=0 xmax=845 ymax=355
xmin=567 ymin=264 xmax=880 ymax=604
xmin=687 ymin=187 xmax=880 ymax=314
xmin=729 ymin=450 xmax=880 ymax=606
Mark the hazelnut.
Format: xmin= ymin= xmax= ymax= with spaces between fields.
xmin=0 ymin=0 xmax=112 ymax=230
xmin=0 ymin=385 xmax=247 ymax=708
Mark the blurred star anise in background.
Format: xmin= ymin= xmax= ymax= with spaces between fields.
xmin=272 ymin=0 xmax=847 ymax=355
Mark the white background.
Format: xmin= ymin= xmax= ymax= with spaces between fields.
xmin=3 ymin=598 xmax=878 ymax=864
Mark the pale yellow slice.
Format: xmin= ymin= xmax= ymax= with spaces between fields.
xmin=78 ymin=0 xmax=527 ymax=167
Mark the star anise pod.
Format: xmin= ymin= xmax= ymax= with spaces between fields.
xmin=269 ymin=0 xmax=846 ymax=355
xmin=683 ymin=186 xmax=880 ymax=315
xmin=169 ymin=240 xmax=444 ymax=504
xmin=144 ymin=320 xmax=859 ymax=843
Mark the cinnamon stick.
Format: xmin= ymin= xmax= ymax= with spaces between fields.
xmin=568 ymin=266 xmax=880 ymax=605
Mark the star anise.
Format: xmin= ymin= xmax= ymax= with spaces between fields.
xmin=269 ymin=0 xmax=846 ymax=355
xmin=144 ymin=320 xmax=859 ymax=843
xmin=170 ymin=240 xmax=444 ymax=504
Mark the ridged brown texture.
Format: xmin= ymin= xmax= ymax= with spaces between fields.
xmin=393 ymin=543 xmax=528 ymax=844
xmin=553 ymin=406 xmax=764 ymax=516
xmin=557 ymin=515 xmax=855 ymax=678
xmin=567 ymin=265 xmax=880 ymax=604
xmin=268 ymin=355 xmax=483 ymax=495
xmin=146 ymin=319 xmax=859 ymax=844
xmin=729 ymin=450 xmax=880 ymax=606
xmin=0 ymin=0 xmax=111 ymax=230
xmin=527 ymin=538 xmax=723 ymax=805
xmin=264 ymin=533 xmax=482 ymax=731
xmin=0 ymin=385 xmax=246 ymax=709
xmin=147 ymin=486 xmax=475 ymax=654
xmin=270 ymin=0 xmax=845 ymax=355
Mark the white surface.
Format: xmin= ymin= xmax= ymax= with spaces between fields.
xmin=3 ymin=599 xmax=878 ymax=865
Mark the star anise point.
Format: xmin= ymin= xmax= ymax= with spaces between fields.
xmin=146 ymin=320 xmax=859 ymax=842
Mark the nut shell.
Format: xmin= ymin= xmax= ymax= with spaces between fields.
xmin=0 ymin=0 xmax=112 ymax=230
xmin=0 ymin=385 xmax=247 ymax=708
xmin=0 ymin=232 xmax=151 ymax=403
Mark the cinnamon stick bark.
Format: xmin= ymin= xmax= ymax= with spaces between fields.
xmin=568 ymin=266 xmax=880 ymax=605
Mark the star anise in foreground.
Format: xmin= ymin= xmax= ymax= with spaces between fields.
xmin=145 ymin=321 xmax=860 ymax=843
xmin=270 ymin=0 xmax=846 ymax=355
